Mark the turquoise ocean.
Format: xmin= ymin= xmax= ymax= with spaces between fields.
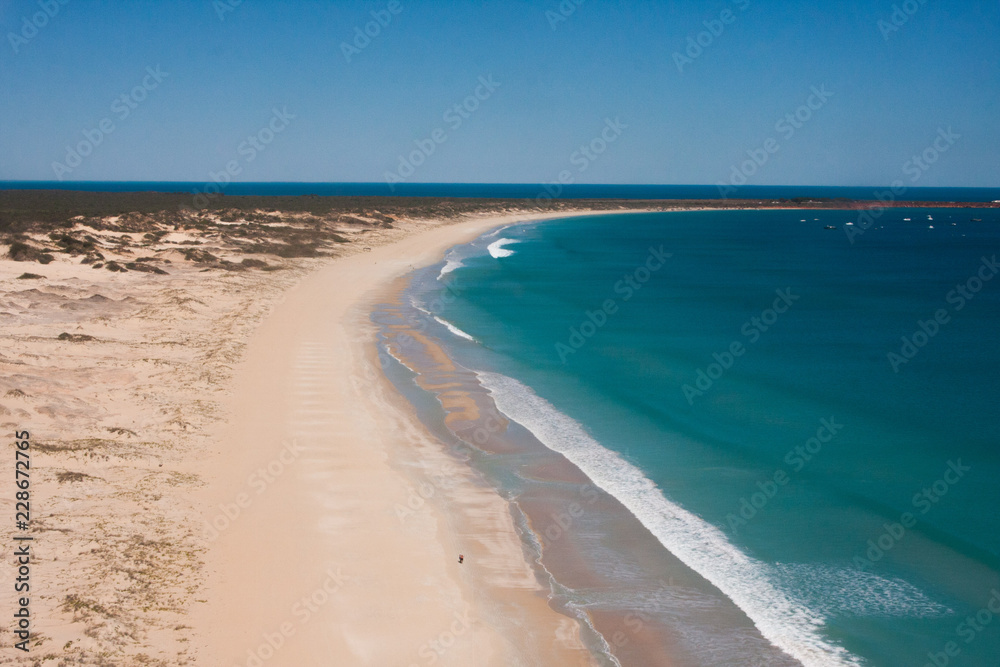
xmin=386 ymin=208 xmax=1000 ymax=666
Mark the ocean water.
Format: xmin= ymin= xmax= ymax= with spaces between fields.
xmin=3 ymin=180 xmax=1000 ymax=202
xmin=393 ymin=208 xmax=1000 ymax=666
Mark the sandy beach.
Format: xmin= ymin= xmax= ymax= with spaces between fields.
xmin=0 ymin=205 xmax=621 ymax=665
xmin=189 ymin=210 xmax=618 ymax=666
xmin=0 ymin=236 xmax=308 ymax=664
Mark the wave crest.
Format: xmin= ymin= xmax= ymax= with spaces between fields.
xmin=434 ymin=316 xmax=476 ymax=342
xmin=487 ymin=238 xmax=520 ymax=258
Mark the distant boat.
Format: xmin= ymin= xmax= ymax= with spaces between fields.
xmin=903 ymin=218 xmax=911 ymax=221
xmin=845 ymin=222 xmax=854 ymax=226
xmin=824 ymin=225 xmax=836 ymax=229
xmin=972 ymin=218 xmax=982 ymax=222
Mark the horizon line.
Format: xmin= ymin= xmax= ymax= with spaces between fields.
xmin=2 ymin=180 xmax=1000 ymax=190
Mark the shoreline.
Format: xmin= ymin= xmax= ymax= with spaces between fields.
xmin=190 ymin=210 xmax=626 ymax=666
xmin=368 ymin=218 xmax=815 ymax=667
xmin=4 ymin=201 xmax=994 ymax=663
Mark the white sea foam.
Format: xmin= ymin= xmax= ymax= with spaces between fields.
xmin=476 ymin=370 xmax=864 ymax=667
xmin=771 ymin=564 xmax=951 ymax=619
xmin=484 ymin=224 xmax=513 ymax=238
xmin=437 ymin=253 xmax=464 ymax=280
xmin=434 ymin=316 xmax=476 ymax=342
xmin=487 ymin=238 xmax=520 ymax=258
xmin=379 ymin=344 xmax=414 ymax=373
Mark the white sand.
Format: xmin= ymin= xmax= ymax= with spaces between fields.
xmin=190 ymin=212 xmax=613 ymax=666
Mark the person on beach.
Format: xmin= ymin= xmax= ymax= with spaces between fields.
xmin=458 ymin=554 xmax=464 ymax=564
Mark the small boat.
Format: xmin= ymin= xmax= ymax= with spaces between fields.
xmin=929 ymin=225 xmax=934 ymax=229
xmin=972 ymin=218 xmax=982 ymax=222
xmin=903 ymin=218 xmax=911 ymax=221
xmin=824 ymin=225 xmax=836 ymax=230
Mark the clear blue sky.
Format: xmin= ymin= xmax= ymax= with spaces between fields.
xmin=1 ymin=0 xmax=997 ymax=186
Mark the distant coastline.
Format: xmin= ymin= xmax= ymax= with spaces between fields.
xmin=2 ymin=187 xmax=998 ymax=234
xmin=3 ymin=187 xmax=995 ymax=276
xmin=2 ymin=180 xmax=1000 ymax=203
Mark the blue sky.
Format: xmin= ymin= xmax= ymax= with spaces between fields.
xmin=1 ymin=0 xmax=997 ymax=186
